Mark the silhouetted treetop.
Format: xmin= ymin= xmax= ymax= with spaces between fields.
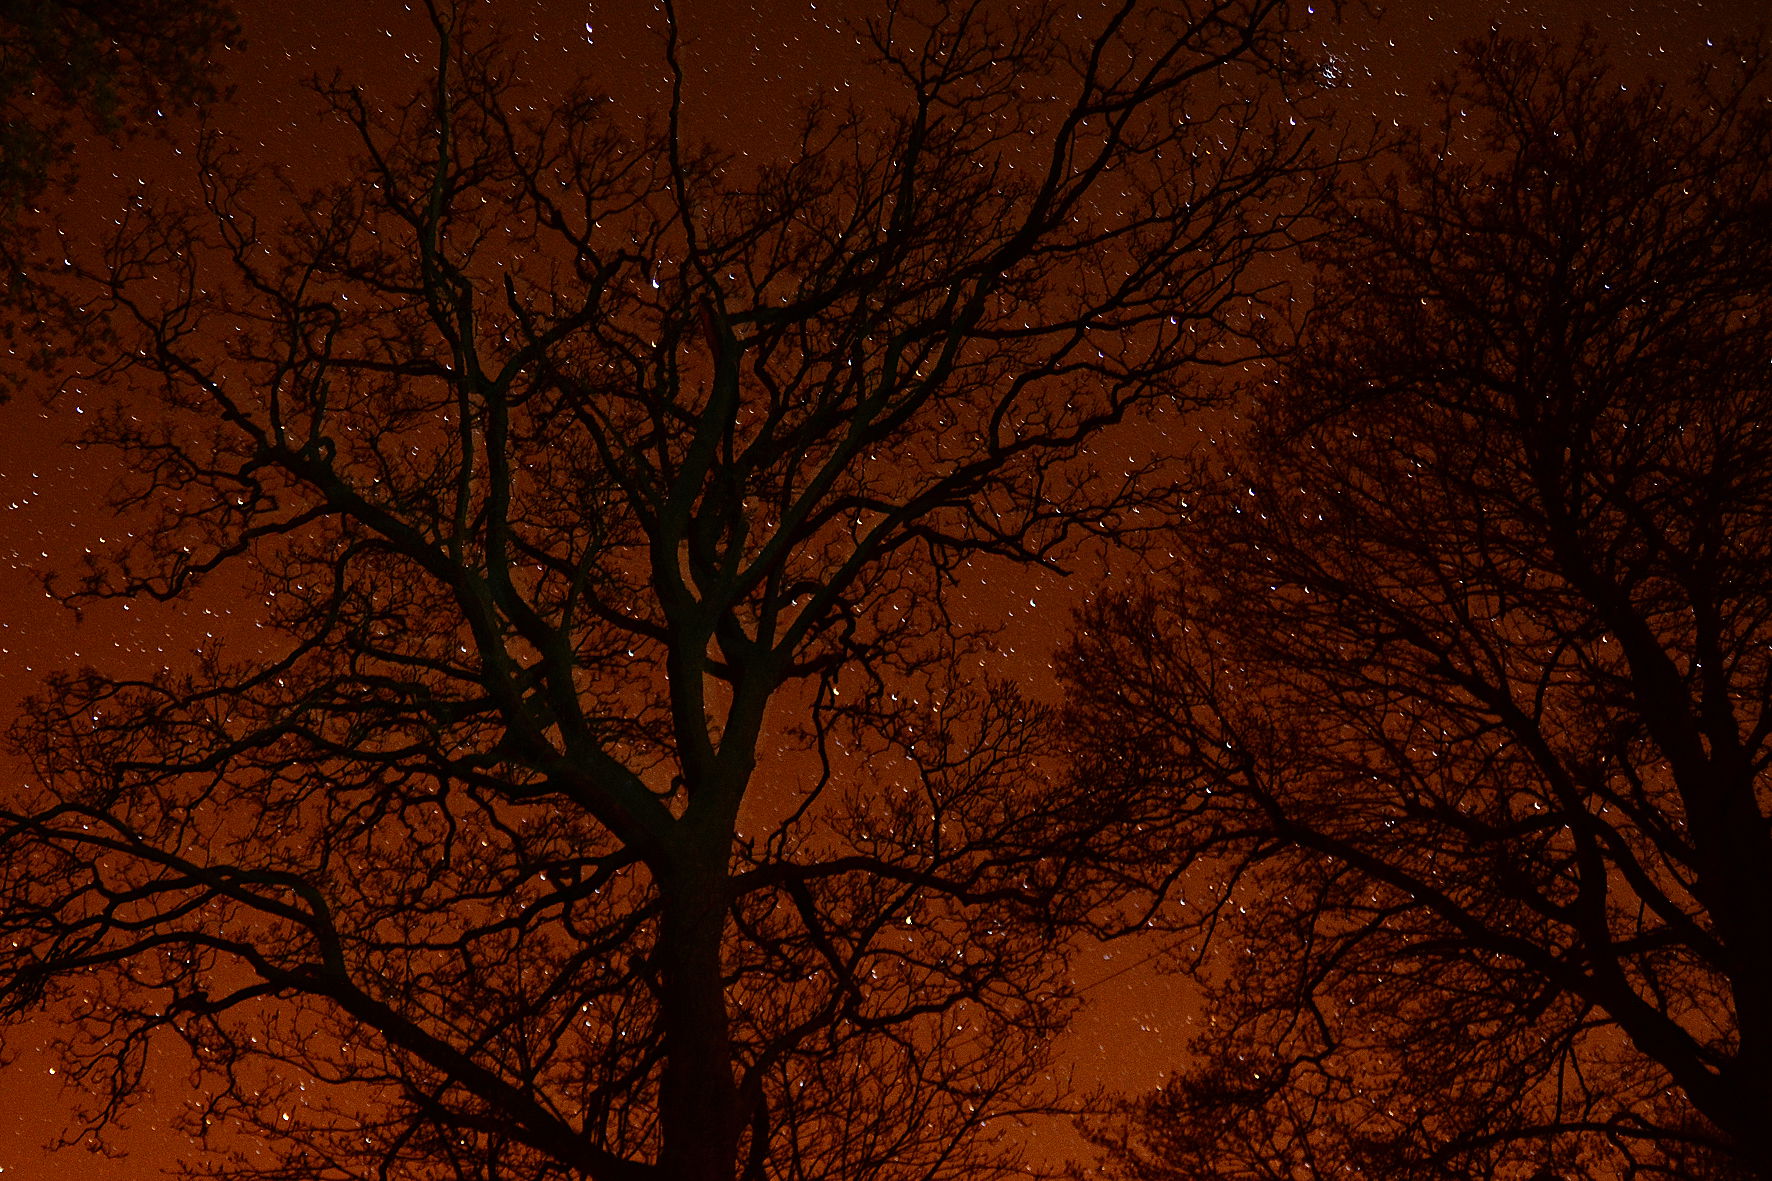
xmin=1065 ymin=32 xmax=1772 ymax=1181
xmin=0 ymin=4 xmax=1329 ymax=1180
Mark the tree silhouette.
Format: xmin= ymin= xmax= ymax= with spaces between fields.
xmin=0 ymin=0 xmax=238 ymax=212
xmin=0 ymin=3 xmax=1324 ymax=1179
xmin=1063 ymin=34 xmax=1772 ymax=1181
xmin=0 ymin=0 xmax=238 ymax=395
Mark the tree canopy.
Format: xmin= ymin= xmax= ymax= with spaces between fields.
xmin=1065 ymin=34 xmax=1772 ymax=1181
xmin=0 ymin=3 xmax=1324 ymax=1180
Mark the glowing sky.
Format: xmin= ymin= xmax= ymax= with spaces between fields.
xmin=0 ymin=1 xmax=1762 ymax=1176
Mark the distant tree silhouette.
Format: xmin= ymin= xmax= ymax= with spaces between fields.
xmin=0 ymin=0 xmax=238 ymax=211
xmin=0 ymin=3 xmax=1325 ymax=1180
xmin=0 ymin=0 xmax=238 ymax=393
xmin=1063 ymin=34 xmax=1772 ymax=1181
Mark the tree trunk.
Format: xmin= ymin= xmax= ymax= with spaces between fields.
xmin=656 ymin=852 xmax=741 ymax=1181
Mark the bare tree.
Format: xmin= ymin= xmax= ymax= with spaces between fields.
xmin=1062 ymin=33 xmax=1772 ymax=1181
xmin=0 ymin=3 xmax=1324 ymax=1179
